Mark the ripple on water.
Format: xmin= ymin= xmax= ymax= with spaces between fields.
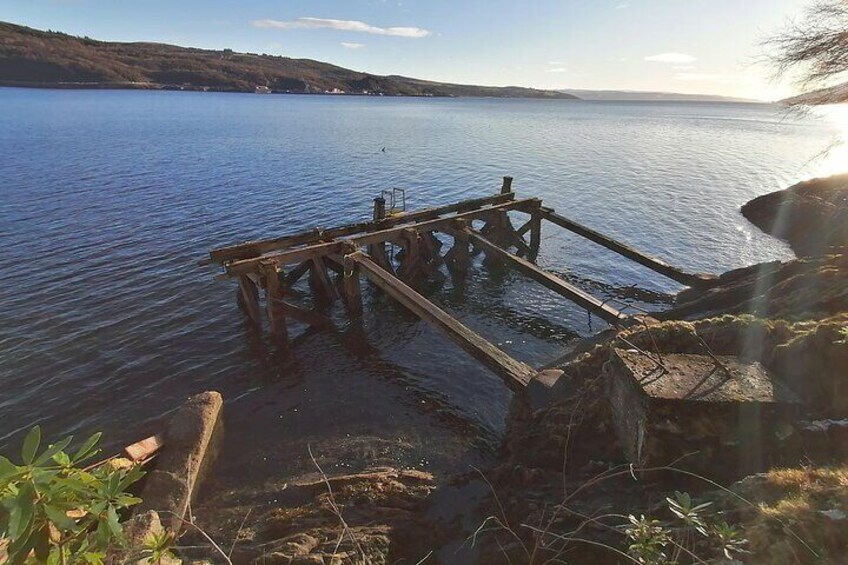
xmin=3 ymin=91 xmax=837 ymax=478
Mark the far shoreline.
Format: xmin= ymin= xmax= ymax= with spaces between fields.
xmin=0 ymin=83 xmax=773 ymax=104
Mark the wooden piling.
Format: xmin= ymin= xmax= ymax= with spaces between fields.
xmin=528 ymin=211 xmax=542 ymax=262
xmin=501 ymin=176 xmax=514 ymax=194
xmin=341 ymin=245 xmax=363 ymax=318
xmin=262 ymin=262 xmax=288 ymax=341
xmin=237 ymin=275 xmax=262 ymax=326
xmin=444 ymin=220 xmax=471 ymax=279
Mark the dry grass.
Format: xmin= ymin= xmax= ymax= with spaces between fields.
xmin=732 ymin=465 xmax=848 ymax=564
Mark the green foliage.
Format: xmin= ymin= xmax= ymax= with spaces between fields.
xmin=0 ymin=427 xmax=145 ymax=565
xmin=139 ymin=530 xmax=176 ymax=565
xmin=624 ymin=491 xmax=748 ymax=564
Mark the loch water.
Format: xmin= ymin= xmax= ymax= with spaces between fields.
xmin=1 ymin=88 xmax=844 ymax=481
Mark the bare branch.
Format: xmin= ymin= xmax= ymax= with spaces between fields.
xmin=765 ymin=0 xmax=848 ymax=104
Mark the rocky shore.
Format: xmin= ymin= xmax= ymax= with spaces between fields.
xmin=123 ymin=174 xmax=848 ymax=564
xmin=742 ymin=173 xmax=848 ymax=257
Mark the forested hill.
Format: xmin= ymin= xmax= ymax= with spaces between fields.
xmin=0 ymin=22 xmax=579 ymax=99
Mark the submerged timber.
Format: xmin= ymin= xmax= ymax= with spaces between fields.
xmin=208 ymin=177 xmax=714 ymax=393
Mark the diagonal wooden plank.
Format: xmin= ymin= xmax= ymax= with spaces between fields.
xmin=458 ymin=228 xmax=627 ymax=325
xmin=538 ymin=207 xmax=713 ymax=286
xmin=351 ymin=251 xmax=536 ymax=391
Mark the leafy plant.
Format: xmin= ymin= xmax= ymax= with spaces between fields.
xmin=0 ymin=426 xmax=145 ymax=565
xmin=624 ymin=491 xmax=748 ymax=564
xmin=625 ymin=515 xmax=672 ymax=565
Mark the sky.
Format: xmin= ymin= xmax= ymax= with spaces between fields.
xmin=3 ymin=0 xmax=816 ymax=100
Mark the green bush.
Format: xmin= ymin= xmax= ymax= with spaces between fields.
xmin=0 ymin=427 xmax=145 ymax=565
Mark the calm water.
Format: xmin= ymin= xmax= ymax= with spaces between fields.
xmin=1 ymin=89 xmax=844 ymax=482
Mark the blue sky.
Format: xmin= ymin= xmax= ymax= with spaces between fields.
xmin=4 ymin=0 xmax=812 ymax=99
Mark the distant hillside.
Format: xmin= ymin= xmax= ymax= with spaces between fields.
xmin=0 ymin=22 xmax=578 ymax=99
xmin=562 ymin=89 xmax=760 ymax=103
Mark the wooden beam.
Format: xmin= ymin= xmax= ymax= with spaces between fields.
xmin=237 ymin=275 xmax=262 ymax=326
xmin=351 ymin=199 xmax=538 ymax=248
xmin=350 ymin=252 xmax=536 ymax=391
xmin=538 ymin=207 xmax=709 ymax=286
xmin=309 ymin=257 xmax=338 ymax=303
xmin=210 ymin=193 xmax=517 ymax=263
xmin=226 ymin=241 xmax=343 ymax=276
xmin=459 ymin=228 xmax=626 ymax=325
xmin=516 ymin=218 xmax=534 ymax=237
xmin=285 ymin=260 xmax=312 ymax=287
xmin=397 ymin=228 xmax=424 ymax=283
xmin=277 ymin=300 xmax=335 ymax=329
xmin=223 ymin=199 xmax=539 ymax=277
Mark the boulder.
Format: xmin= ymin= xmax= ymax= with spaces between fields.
xmin=741 ymin=173 xmax=848 ymax=257
xmin=137 ymin=391 xmax=223 ymax=534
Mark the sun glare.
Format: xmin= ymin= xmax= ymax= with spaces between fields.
xmin=812 ymin=105 xmax=848 ymax=177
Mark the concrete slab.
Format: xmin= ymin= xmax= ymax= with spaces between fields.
xmin=606 ymin=349 xmax=800 ymax=478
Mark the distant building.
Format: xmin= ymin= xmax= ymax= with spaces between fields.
xmin=255 ymin=85 xmax=271 ymax=94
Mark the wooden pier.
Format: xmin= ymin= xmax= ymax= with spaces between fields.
xmin=208 ymin=177 xmax=713 ymax=391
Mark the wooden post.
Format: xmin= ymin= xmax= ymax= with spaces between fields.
xmin=373 ymin=196 xmax=387 ymax=222
xmin=529 ymin=211 xmax=542 ymax=262
xmin=369 ymin=196 xmax=392 ymax=273
xmin=341 ymin=243 xmax=363 ymax=317
xmin=501 ymin=176 xmax=514 ymax=194
xmin=262 ymin=262 xmax=288 ymax=341
xmin=397 ymin=228 xmax=423 ymax=283
xmin=237 ymin=275 xmax=262 ymax=326
xmin=444 ymin=220 xmax=470 ymax=279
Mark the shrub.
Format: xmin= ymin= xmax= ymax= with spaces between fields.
xmin=0 ymin=427 xmax=144 ymax=565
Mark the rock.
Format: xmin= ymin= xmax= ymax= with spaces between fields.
xmin=771 ymin=318 xmax=848 ymax=414
xmin=741 ymin=173 xmax=848 ymax=257
xmin=137 ymin=391 xmax=224 ymax=535
xmin=664 ymin=254 xmax=848 ymax=321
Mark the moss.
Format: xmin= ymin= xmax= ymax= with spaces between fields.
xmin=726 ymin=466 xmax=848 ymax=564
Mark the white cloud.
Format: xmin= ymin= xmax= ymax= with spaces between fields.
xmin=545 ymin=67 xmax=568 ymax=73
xmin=615 ymin=2 xmax=630 ymax=9
xmin=341 ymin=42 xmax=365 ymax=49
xmin=548 ymin=60 xmax=563 ymax=66
xmin=251 ymin=17 xmax=430 ymax=38
xmin=644 ymin=52 xmax=697 ymax=64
